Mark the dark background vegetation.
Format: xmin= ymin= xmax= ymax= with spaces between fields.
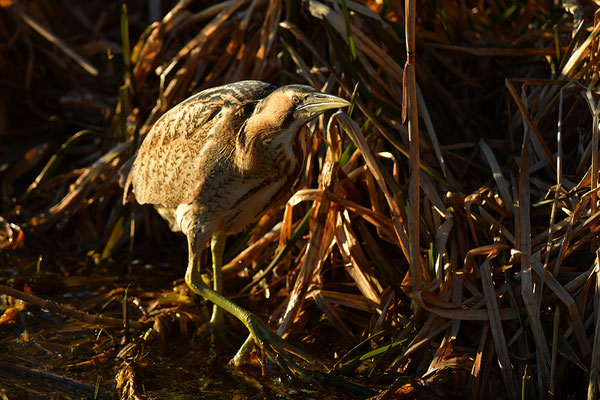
xmin=1 ymin=0 xmax=600 ymax=399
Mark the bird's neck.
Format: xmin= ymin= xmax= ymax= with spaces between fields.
xmin=234 ymin=117 xmax=276 ymax=174
xmin=234 ymin=119 xmax=306 ymax=176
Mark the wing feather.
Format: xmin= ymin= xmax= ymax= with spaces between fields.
xmin=127 ymin=81 xmax=276 ymax=207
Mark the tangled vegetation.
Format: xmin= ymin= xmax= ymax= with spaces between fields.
xmin=2 ymin=1 xmax=600 ymax=399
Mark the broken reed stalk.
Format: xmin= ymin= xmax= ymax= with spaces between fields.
xmin=586 ymin=89 xmax=599 ymax=219
xmin=0 ymin=284 xmax=148 ymax=331
xmin=16 ymin=9 xmax=99 ymax=77
xmin=517 ymin=114 xmax=551 ymax=395
xmin=404 ymin=0 xmax=420 ymax=291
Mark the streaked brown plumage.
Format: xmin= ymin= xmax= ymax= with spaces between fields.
xmin=122 ymin=80 xmax=350 ymax=375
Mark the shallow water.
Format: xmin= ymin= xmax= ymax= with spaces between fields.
xmin=0 ymin=255 xmax=373 ymax=399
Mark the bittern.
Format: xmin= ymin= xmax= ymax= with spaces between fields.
xmin=122 ymin=80 xmax=350 ymax=374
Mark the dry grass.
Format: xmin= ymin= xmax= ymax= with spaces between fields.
xmin=2 ymin=0 xmax=600 ymax=398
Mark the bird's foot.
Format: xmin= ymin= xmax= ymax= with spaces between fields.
xmin=231 ymin=313 xmax=318 ymax=381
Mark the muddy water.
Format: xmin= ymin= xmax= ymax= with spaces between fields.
xmin=0 ymin=257 xmax=372 ymax=399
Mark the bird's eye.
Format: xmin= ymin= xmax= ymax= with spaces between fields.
xmin=292 ymin=95 xmax=300 ymax=104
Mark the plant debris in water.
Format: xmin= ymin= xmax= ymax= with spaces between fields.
xmin=2 ymin=0 xmax=600 ymax=399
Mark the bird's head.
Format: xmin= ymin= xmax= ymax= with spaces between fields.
xmin=258 ymin=84 xmax=350 ymax=126
xmin=235 ymin=84 xmax=350 ymax=172
xmin=242 ymin=85 xmax=350 ymax=143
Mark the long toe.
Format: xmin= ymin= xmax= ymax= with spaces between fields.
xmin=237 ymin=313 xmax=318 ymax=381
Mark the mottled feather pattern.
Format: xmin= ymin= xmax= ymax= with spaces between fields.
xmin=130 ymin=81 xmax=276 ymax=208
xmin=124 ymin=80 xmax=347 ymax=240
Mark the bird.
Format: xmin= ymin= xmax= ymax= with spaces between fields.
xmin=121 ymin=80 xmax=350 ymax=375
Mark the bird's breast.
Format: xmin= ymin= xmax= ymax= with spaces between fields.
xmin=165 ymin=122 xmax=311 ymax=237
xmin=222 ymin=175 xmax=291 ymax=233
xmin=204 ymin=137 xmax=304 ymax=234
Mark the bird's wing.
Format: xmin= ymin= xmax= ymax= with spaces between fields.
xmin=129 ymin=81 xmax=276 ymax=208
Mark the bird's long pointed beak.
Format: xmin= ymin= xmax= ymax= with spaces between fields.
xmin=297 ymin=93 xmax=351 ymax=114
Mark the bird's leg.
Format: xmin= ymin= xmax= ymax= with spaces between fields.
xmin=184 ymin=233 xmax=314 ymax=379
xmin=209 ymin=233 xmax=225 ymax=327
